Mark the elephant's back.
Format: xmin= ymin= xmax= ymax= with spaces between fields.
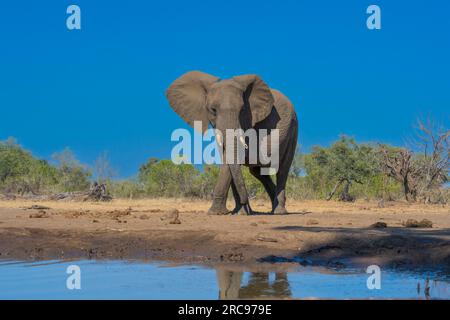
xmin=270 ymin=89 xmax=297 ymax=121
xmin=269 ymin=89 xmax=298 ymax=138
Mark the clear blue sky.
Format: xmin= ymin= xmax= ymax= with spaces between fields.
xmin=0 ymin=1 xmax=449 ymax=177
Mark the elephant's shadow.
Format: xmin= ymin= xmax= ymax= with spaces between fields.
xmin=243 ymin=210 xmax=310 ymax=216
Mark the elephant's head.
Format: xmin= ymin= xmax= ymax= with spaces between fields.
xmin=166 ymin=71 xmax=274 ymax=206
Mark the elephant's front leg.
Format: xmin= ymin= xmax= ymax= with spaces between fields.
xmin=230 ymin=180 xmax=249 ymax=215
xmin=207 ymin=164 xmax=233 ymax=215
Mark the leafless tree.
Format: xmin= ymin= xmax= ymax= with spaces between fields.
xmin=411 ymin=118 xmax=449 ymax=202
xmin=379 ymin=146 xmax=420 ymax=201
xmin=381 ymin=117 xmax=450 ymax=203
xmin=94 ymin=151 xmax=116 ymax=184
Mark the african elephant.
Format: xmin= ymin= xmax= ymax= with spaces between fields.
xmin=166 ymin=71 xmax=298 ymax=215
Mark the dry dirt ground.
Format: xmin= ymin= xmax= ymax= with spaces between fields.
xmin=0 ymin=199 xmax=449 ymax=271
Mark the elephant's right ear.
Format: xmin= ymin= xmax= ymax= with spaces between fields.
xmin=166 ymin=71 xmax=219 ymax=134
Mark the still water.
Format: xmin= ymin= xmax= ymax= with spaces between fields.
xmin=0 ymin=259 xmax=448 ymax=299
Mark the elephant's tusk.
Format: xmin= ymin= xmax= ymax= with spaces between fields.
xmin=215 ymin=133 xmax=223 ymax=147
xmin=239 ymin=136 xmax=248 ymax=149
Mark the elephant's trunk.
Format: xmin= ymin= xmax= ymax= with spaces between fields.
xmin=217 ymin=119 xmax=250 ymax=208
xmin=228 ymin=163 xmax=248 ymax=205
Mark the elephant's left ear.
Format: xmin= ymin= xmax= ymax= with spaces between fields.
xmin=233 ymin=75 xmax=274 ymax=126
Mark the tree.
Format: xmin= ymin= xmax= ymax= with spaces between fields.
xmin=22 ymin=159 xmax=59 ymax=194
xmin=305 ymin=136 xmax=375 ymax=201
xmin=0 ymin=138 xmax=59 ymax=194
xmin=94 ymin=151 xmax=116 ymax=184
xmin=0 ymin=139 xmax=33 ymax=187
xmin=289 ymin=144 xmax=305 ymax=177
xmin=378 ymin=145 xmax=420 ymax=201
xmin=52 ymin=148 xmax=91 ymax=192
xmin=197 ymin=165 xmax=219 ymax=199
xmin=412 ymin=118 xmax=449 ymax=201
xmin=379 ymin=117 xmax=449 ymax=202
xmin=138 ymin=157 xmax=159 ymax=182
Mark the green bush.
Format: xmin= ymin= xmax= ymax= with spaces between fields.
xmin=304 ymin=136 xmax=380 ymax=200
xmin=108 ymin=179 xmax=144 ymax=199
xmin=52 ymin=148 xmax=91 ymax=192
xmin=138 ymin=159 xmax=201 ymax=197
xmin=0 ymin=140 xmax=91 ymax=194
xmin=0 ymin=139 xmax=59 ymax=194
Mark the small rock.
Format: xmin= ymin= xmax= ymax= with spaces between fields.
xmin=161 ymin=209 xmax=179 ymax=220
xmin=169 ymin=218 xmax=181 ymax=224
xmin=105 ymin=227 xmax=124 ymax=232
xmin=27 ymin=205 xmax=51 ymax=210
xmin=371 ymin=221 xmax=387 ymax=228
xmin=29 ymin=210 xmax=48 ymax=218
xmin=306 ymin=219 xmax=319 ymax=225
xmin=162 ymin=209 xmax=180 ymax=224
xmin=257 ymin=236 xmax=278 ymax=243
xmin=139 ymin=214 xmax=150 ymax=220
xmin=403 ymin=219 xmax=433 ymax=228
xmin=250 ymin=222 xmax=258 ymax=227
xmin=92 ymin=219 xmax=99 ymax=223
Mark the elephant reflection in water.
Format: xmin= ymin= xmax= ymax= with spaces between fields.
xmin=216 ymin=269 xmax=291 ymax=299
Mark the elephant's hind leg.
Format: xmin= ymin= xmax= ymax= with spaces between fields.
xmin=274 ymin=173 xmax=289 ymax=215
xmin=249 ymin=166 xmax=276 ymax=212
xmin=273 ymin=139 xmax=297 ymax=215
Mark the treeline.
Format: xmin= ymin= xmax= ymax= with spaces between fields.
xmin=1 ymin=119 xmax=448 ymax=203
xmin=291 ymin=118 xmax=449 ymax=203
xmin=0 ymin=138 xmax=91 ymax=195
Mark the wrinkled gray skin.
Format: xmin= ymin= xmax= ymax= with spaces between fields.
xmin=166 ymin=71 xmax=298 ymax=215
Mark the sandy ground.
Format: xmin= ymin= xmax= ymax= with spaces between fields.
xmin=0 ymin=198 xmax=449 ymax=271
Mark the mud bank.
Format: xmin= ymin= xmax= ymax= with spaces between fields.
xmin=0 ymin=199 xmax=449 ymax=271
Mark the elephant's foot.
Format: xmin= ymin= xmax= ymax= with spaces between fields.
xmin=233 ymin=203 xmax=253 ymax=216
xmin=273 ymin=206 xmax=288 ymax=215
xmin=208 ymin=208 xmax=231 ymax=215
xmin=207 ymin=204 xmax=231 ymax=215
